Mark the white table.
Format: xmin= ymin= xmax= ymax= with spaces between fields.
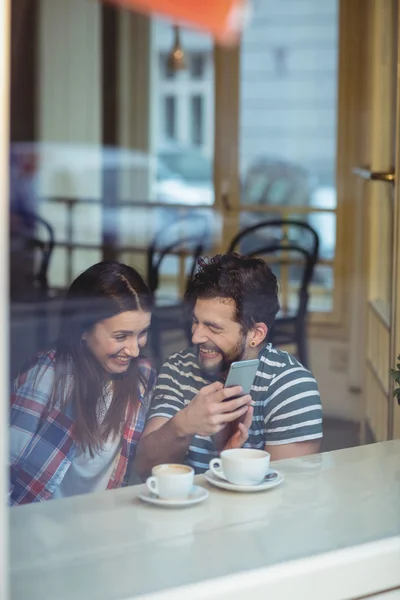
xmin=9 ymin=440 xmax=400 ymax=600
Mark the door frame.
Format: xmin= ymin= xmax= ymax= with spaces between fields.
xmin=351 ymin=0 xmax=400 ymax=442
xmin=390 ymin=2 xmax=400 ymax=439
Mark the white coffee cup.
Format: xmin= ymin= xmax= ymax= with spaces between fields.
xmin=146 ymin=464 xmax=194 ymax=500
xmin=209 ymin=448 xmax=270 ymax=486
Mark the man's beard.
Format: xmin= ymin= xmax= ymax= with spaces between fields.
xmin=197 ymin=335 xmax=247 ymax=381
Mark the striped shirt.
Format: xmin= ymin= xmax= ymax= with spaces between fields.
xmin=148 ymin=344 xmax=322 ymax=473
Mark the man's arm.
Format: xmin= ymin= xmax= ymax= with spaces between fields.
xmin=134 ymin=381 xmax=252 ymax=480
xmin=134 ymin=414 xmax=192 ymax=480
xmin=10 ymin=357 xmax=55 ymax=466
xmin=263 ymin=366 xmax=323 ymax=462
xmin=266 ymin=439 xmax=321 ymax=461
xmin=9 ymin=355 xmax=56 ymax=501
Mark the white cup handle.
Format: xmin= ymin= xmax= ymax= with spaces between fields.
xmin=146 ymin=476 xmax=159 ymax=496
xmin=210 ymin=458 xmax=226 ymax=480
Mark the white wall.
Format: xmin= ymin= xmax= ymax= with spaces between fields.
xmin=310 ymin=339 xmax=361 ymax=422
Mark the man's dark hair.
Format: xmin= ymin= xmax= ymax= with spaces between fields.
xmin=184 ymin=253 xmax=280 ymax=332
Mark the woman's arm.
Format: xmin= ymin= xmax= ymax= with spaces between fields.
xmin=10 ymin=353 xmax=56 ymax=474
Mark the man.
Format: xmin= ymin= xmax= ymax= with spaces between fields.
xmin=135 ymin=253 xmax=322 ymax=478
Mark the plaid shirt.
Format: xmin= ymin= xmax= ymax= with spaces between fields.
xmin=10 ymin=350 xmax=156 ymax=505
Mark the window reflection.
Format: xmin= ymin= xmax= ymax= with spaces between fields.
xmin=9 ymin=0 xmax=337 ymax=513
xmin=239 ymin=0 xmax=338 ymax=290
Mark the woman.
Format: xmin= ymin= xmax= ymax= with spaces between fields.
xmin=10 ymin=261 xmax=156 ymax=505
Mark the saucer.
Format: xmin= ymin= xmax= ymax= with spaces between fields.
xmin=204 ymin=469 xmax=284 ymax=493
xmin=139 ymin=485 xmax=209 ymax=508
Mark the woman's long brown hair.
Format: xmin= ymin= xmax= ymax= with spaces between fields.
xmin=53 ymin=261 xmax=153 ymax=455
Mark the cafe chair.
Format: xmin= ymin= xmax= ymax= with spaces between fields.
xmin=147 ymin=219 xmax=206 ymax=368
xmin=10 ymin=209 xmax=56 ymax=377
xmin=227 ymin=219 xmax=319 ymax=369
xmin=10 ymin=209 xmax=55 ymax=301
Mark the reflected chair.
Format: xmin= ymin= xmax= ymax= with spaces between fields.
xmin=147 ymin=218 xmax=207 ymax=368
xmin=241 ymin=158 xmax=314 ymax=209
xmin=227 ymin=219 xmax=319 ymax=369
xmin=240 ymin=158 xmax=315 ymax=255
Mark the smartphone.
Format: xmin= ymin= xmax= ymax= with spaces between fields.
xmin=224 ymin=358 xmax=260 ymax=395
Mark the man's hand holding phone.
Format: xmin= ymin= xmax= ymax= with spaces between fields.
xmin=222 ymin=405 xmax=254 ymax=450
xmin=218 ymin=358 xmax=259 ymax=449
xmin=175 ymin=381 xmax=252 ymax=438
